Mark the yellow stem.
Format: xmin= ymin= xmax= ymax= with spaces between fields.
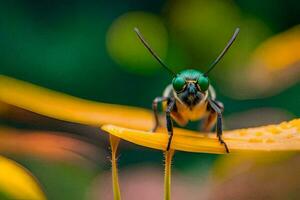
xmin=109 ymin=135 xmax=121 ymax=200
xmin=164 ymin=150 xmax=175 ymax=200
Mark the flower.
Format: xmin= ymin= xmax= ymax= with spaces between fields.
xmin=1 ymin=75 xmax=299 ymax=154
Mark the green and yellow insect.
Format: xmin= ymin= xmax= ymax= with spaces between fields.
xmin=134 ymin=27 xmax=240 ymax=153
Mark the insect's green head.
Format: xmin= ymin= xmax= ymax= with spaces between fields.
xmin=172 ymin=69 xmax=209 ymax=93
xmin=172 ymin=69 xmax=209 ymax=107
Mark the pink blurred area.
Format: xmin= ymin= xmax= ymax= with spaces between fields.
xmin=87 ymin=153 xmax=300 ymax=200
xmin=89 ymin=166 xmax=210 ymax=200
xmin=209 ymin=153 xmax=300 ymax=200
xmin=0 ymin=127 xmax=103 ymax=165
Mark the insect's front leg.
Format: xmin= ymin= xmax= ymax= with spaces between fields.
xmin=166 ymin=98 xmax=175 ymax=151
xmin=151 ymin=97 xmax=169 ymax=132
xmin=208 ymin=99 xmax=229 ymax=153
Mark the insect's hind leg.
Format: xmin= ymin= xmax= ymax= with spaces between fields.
xmin=151 ymin=97 xmax=168 ymax=132
xmin=201 ymin=100 xmax=223 ymax=132
xmin=208 ymin=99 xmax=229 ymax=153
xmin=216 ymin=112 xmax=229 ymax=153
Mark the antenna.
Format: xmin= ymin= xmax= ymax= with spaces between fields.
xmin=134 ymin=27 xmax=176 ymax=76
xmin=205 ymin=27 xmax=240 ymax=76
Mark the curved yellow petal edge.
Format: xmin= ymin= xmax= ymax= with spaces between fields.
xmin=0 ymin=75 xmax=152 ymax=130
xmin=102 ymin=119 xmax=300 ymax=154
xmin=252 ymin=25 xmax=300 ymax=71
xmin=1 ymin=75 xmax=300 ymax=154
xmin=0 ymin=156 xmax=46 ymax=200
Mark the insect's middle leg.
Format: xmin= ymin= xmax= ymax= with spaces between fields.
xmin=151 ymin=97 xmax=168 ymax=132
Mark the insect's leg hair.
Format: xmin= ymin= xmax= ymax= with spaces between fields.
xmin=166 ymin=99 xmax=175 ymax=151
xmin=208 ymin=99 xmax=229 ymax=153
xmin=151 ymin=97 xmax=168 ymax=132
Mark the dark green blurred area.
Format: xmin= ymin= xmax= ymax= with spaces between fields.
xmin=0 ymin=1 xmax=299 ymax=199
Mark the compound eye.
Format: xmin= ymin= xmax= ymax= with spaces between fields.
xmin=197 ymin=76 xmax=209 ymax=91
xmin=172 ymin=76 xmax=186 ymax=92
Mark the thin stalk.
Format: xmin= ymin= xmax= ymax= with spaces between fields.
xmin=164 ymin=150 xmax=175 ymax=200
xmin=110 ymin=134 xmax=121 ymax=200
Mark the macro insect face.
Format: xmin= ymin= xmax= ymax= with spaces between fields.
xmin=134 ymin=27 xmax=239 ymax=153
xmin=172 ymin=70 xmax=209 ymax=107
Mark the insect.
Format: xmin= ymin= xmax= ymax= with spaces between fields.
xmin=134 ymin=27 xmax=240 ymax=153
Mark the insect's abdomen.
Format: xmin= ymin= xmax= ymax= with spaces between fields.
xmin=175 ymin=100 xmax=208 ymax=122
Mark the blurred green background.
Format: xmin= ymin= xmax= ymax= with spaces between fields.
xmin=0 ymin=0 xmax=299 ymax=199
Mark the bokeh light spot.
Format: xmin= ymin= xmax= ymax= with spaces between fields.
xmin=106 ymin=11 xmax=168 ymax=75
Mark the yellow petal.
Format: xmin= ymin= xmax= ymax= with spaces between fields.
xmin=252 ymin=25 xmax=300 ymax=71
xmin=0 ymin=156 xmax=46 ymax=200
xmin=0 ymin=75 xmax=152 ymax=130
xmin=2 ymin=75 xmax=300 ymax=154
xmin=102 ymin=119 xmax=300 ymax=154
xmin=227 ymin=26 xmax=300 ymax=99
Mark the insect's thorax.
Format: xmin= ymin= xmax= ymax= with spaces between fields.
xmin=163 ymin=84 xmax=213 ymax=125
xmin=174 ymin=97 xmax=208 ymax=122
